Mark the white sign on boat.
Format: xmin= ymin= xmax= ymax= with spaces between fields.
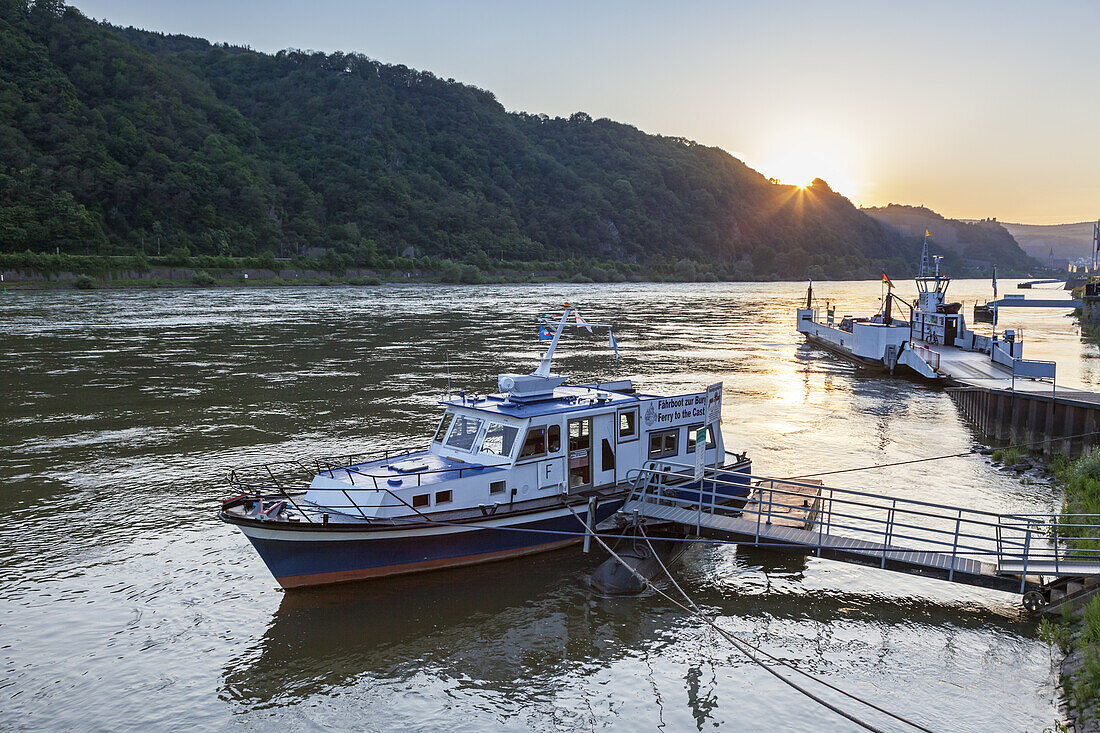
xmin=705 ymin=383 xmax=722 ymax=425
xmin=642 ymin=393 xmax=709 ymax=428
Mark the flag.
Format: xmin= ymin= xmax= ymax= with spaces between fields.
xmin=925 ymin=229 xmax=932 ymax=237
xmin=608 ymin=330 xmax=619 ymax=360
xmin=882 ymin=272 xmax=893 ymax=287
xmin=538 ymin=323 xmax=554 ymax=341
xmin=574 ymin=311 xmax=593 ymax=333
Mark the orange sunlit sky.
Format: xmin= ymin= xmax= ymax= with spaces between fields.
xmin=78 ymin=0 xmax=1100 ymax=224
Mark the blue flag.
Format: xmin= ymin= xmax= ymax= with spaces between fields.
xmin=538 ymin=323 xmax=554 ymax=341
xmin=608 ymin=330 xmax=619 ymax=359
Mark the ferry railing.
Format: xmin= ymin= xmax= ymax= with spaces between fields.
xmin=623 ymin=466 xmax=1100 ymax=580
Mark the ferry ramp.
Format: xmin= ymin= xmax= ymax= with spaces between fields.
xmin=617 ymin=465 xmax=1100 ymax=609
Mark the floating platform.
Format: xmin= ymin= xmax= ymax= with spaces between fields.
xmin=743 ymin=479 xmax=822 ymax=530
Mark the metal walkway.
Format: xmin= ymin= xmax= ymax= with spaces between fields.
xmin=618 ymin=464 xmax=1100 ymax=604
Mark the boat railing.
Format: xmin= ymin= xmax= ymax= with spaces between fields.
xmin=625 ymin=466 xmax=1100 ymax=587
xmin=225 ymin=469 xmax=446 ymax=525
xmin=228 ymin=444 xmax=496 ymax=492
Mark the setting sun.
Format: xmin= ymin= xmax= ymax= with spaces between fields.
xmin=752 ymin=127 xmax=864 ymax=199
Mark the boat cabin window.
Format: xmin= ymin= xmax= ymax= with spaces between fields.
xmin=648 ymin=429 xmax=679 ymax=459
xmin=687 ymin=424 xmax=716 ymax=452
xmin=481 ymin=423 xmax=519 ymax=457
xmin=444 ymin=415 xmax=484 ymax=451
xmin=435 ymin=490 xmax=452 ymax=504
xmin=519 ymin=426 xmax=547 ymax=459
xmin=433 ymin=413 xmax=456 ymax=443
xmin=618 ymin=409 xmax=638 ymax=441
xmin=548 ymin=424 xmax=562 ymax=453
xmin=412 ymin=494 xmax=430 ymax=508
xmin=568 ymin=419 xmax=591 ymax=453
xmin=490 ymin=480 xmax=506 ymax=495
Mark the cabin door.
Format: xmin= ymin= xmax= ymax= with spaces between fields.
xmin=592 ymin=413 xmax=616 ymax=487
xmin=567 ymin=417 xmax=592 ymax=490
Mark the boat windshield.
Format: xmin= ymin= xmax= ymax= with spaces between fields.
xmin=480 ymin=423 xmax=519 ymax=457
xmin=444 ymin=414 xmax=483 ymax=451
xmin=433 ymin=413 xmax=456 ymax=443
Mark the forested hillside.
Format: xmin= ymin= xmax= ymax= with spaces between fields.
xmin=863 ymin=205 xmax=1036 ymax=273
xmin=0 ymin=0 xmax=1038 ymax=278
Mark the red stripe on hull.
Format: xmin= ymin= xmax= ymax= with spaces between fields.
xmin=276 ymin=537 xmax=579 ymax=589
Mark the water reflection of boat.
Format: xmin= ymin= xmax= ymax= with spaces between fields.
xmin=221 ymin=306 xmax=751 ymax=588
xmin=223 ymin=543 xmax=1022 ymax=712
xmin=221 ymin=550 xmax=610 ymax=705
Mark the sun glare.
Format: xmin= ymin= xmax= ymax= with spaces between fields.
xmin=754 ymin=129 xmax=862 ymax=199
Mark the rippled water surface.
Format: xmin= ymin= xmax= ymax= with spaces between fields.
xmin=1 ymin=280 xmax=1091 ymax=730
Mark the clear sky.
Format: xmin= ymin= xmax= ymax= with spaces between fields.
xmin=76 ymin=0 xmax=1099 ymax=224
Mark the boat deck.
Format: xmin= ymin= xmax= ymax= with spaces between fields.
xmin=915 ymin=341 xmax=1084 ymax=398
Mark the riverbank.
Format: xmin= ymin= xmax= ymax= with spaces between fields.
xmin=0 ymin=251 xmax=739 ymax=289
xmin=1042 ymin=449 xmax=1100 ymax=731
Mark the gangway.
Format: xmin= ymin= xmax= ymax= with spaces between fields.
xmin=616 ymin=462 xmax=1100 ymax=610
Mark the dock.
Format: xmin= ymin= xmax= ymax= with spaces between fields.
xmin=909 ymin=339 xmax=1100 ymax=455
xmin=618 ymin=465 xmax=1100 ymax=610
xmin=743 ymin=479 xmax=822 ymax=529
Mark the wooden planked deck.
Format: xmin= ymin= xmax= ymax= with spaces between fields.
xmin=743 ymin=479 xmax=822 ymax=530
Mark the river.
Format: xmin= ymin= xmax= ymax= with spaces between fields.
xmin=1 ymin=279 xmax=1089 ymax=730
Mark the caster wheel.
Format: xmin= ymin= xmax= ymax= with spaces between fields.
xmin=1022 ymin=590 xmax=1046 ymax=613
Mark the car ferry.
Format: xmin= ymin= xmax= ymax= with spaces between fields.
xmin=796 ymin=239 xmax=1023 ymax=380
xmin=221 ymin=306 xmax=752 ymax=589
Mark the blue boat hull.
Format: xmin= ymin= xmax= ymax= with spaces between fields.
xmin=236 ymin=500 xmax=625 ymax=588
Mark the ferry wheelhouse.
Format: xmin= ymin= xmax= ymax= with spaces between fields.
xmin=221 ymin=307 xmax=752 ymax=588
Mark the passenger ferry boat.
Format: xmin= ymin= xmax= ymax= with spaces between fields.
xmin=221 ymin=306 xmax=752 ymax=588
xmin=796 ymin=240 xmax=1024 ymax=379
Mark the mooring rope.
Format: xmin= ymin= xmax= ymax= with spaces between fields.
xmin=784 ymin=427 xmax=1100 ymax=480
xmin=561 ymin=502 xmax=935 ymax=733
xmin=634 ymin=523 xmax=936 ymax=733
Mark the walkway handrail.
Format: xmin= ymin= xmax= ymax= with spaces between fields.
xmin=624 ymin=465 xmax=1100 ymax=569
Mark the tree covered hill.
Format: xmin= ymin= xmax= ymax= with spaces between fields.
xmin=863 ymin=204 xmax=1037 ymax=273
xmin=0 ymin=0 xmax=1039 ymax=278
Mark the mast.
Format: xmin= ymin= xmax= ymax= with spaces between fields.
xmin=532 ymin=308 xmax=572 ymax=377
xmin=806 ymin=279 xmax=813 ymax=309
xmin=918 ymin=233 xmax=932 ymax=279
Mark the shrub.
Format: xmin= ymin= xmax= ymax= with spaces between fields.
xmin=73 ymin=274 xmax=95 ymax=289
xmin=190 ymin=270 xmax=216 ymax=286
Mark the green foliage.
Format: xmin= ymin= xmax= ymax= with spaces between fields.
xmin=0 ymin=2 xmax=1000 ymax=277
xmin=0 ymin=5 xmax=1035 ymax=281
xmin=864 ymin=204 xmax=1036 ymax=275
xmin=72 ymin=273 xmax=95 ymax=289
xmin=992 ymin=447 xmax=1023 ymax=465
xmin=1050 ymin=448 xmax=1100 ymax=555
xmin=1040 ymin=617 xmax=1073 ymax=654
xmin=190 ymin=269 xmax=215 ymax=286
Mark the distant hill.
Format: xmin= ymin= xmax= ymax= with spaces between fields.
xmin=1000 ymin=221 xmax=1097 ymax=263
xmin=0 ymin=1 xmax=1024 ymax=279
xmin=862 ymin=205 xmax=1038 ymax=274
